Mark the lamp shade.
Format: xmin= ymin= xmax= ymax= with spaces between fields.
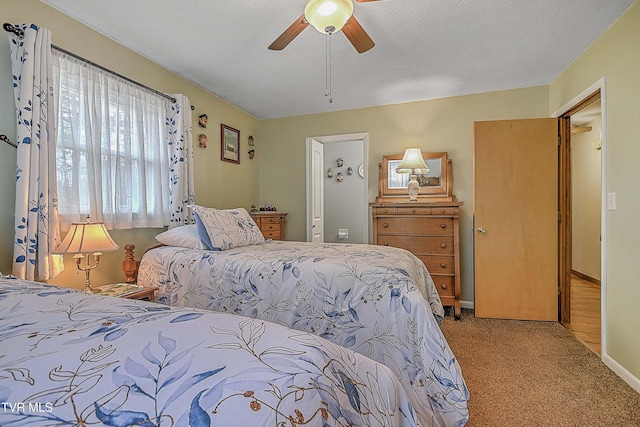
xmin=395 ymin=148 xmax=430 ymax=175
xmin=53 ymin=221 xmax=119 ymax=254
xmin=305 ymin=0 xmax=354 ymax=33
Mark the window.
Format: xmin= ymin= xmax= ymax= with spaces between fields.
xmin=53 ymin=51 xmax=171 ymax=230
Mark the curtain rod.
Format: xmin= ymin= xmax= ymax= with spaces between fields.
xmin=3 ymin=23 xmax=177 ymax=104
xmin=0 ymin=134 xmax=17 ymax=149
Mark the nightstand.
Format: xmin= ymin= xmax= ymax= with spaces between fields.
xmin=94 ymin=283 xmax=159 ymax=302
xmin=250 ymin=212 xmax=288 ymax=240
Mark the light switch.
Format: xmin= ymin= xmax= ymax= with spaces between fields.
xmin=607 ymin=192 xmax=616 ymax=210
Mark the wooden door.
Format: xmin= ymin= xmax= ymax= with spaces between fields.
xmin=474 ymin=118 xmax=559 ymax=320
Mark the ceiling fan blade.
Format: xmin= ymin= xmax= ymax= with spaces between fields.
xmin=268 ymin=14 xmax=309 ymax=50
xmin=571 ymin=125 xmax=593 ymax=134
xmin=342 ymin=15 xmax=375 ymax=53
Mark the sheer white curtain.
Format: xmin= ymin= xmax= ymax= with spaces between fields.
xmin=8 ymin=23 xmax=64 ymax=280
xmin=53 ymin=51 xmax=171 ymax=230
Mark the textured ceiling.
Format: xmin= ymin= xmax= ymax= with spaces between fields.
xmin=42 ymin=0 xmax=635 ymax=119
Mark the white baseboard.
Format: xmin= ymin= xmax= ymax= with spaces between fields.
xmin=460 ymin=300 xmax=474 ymax=310
xmin=602 ymin=354 xmax=640 ymax=393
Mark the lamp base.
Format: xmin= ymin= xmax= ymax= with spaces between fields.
xmin=407 ymin=174 xmax=420 ymax=201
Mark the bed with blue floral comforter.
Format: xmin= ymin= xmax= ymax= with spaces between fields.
xmin=0 ymin=276 xmax=424 ymax=426
xmin=137 ymin=240 xmax=469 ymax=426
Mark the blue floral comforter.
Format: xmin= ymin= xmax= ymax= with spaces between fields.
xmin=137 ymin=241 xmax=469 ymax=426
xmin=0 ymin=276 xmax=421 ymax=426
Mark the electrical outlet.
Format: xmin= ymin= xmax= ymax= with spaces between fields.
xmin=338 ymin=229 xmax=348 ymax=239
xmin=607 ymin=192 xmax=616 ymax=210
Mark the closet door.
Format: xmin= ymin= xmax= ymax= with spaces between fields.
xmin=474 ymin=118 xmax=558 ymax=320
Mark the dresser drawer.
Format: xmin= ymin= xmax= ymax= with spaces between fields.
xmin=261 ymin=223 xmax=281 ymax=232
xmin=395 ymin=207 xmax=432 ymax=215
xmin=372 ymin=206 xmax=396 ymax=215
xmin=377 ymin=217 xmax=453 ymax=235
xmin=378 ymin=236 xmax=454 ymax=255
xmin=262 ymin=230 xmax=282 ymax=240
xmin=261 ymin=217 xmax=282 ymax=224
xmin=430 ymin=207 xmax=457 ymax=216
xmin=418 ymin=255 xmax=455 ymax=274
xmin=431 ymin=276 xmax=455 ymax=297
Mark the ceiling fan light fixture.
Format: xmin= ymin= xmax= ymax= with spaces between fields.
xmin=305 ymin=0 xmax=354 ymax=34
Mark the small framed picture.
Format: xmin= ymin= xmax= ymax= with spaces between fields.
xmin=221 ymin=124 xmax=240 ymax=164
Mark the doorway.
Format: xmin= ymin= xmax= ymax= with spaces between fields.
xmin=557 ymin=89 xmax=603 ymax=355
xmin=305 ymin=133 xmax=369 ymax=243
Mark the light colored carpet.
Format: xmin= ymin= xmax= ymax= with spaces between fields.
xmin=440 ymin=309 xmax=640 ymax=426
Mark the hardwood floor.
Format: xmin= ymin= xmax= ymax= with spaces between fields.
xmin=563 ymin=274 xmax=601 ymax=355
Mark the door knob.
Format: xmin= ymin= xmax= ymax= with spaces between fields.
xmin=477 ymin=227 xmax=486 ymax=234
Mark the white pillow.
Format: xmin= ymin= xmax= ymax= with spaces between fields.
xmin=189 ymin=205 xmax=265 ymax=251
xmin=155 ymin=224 xmax=208 ymax=249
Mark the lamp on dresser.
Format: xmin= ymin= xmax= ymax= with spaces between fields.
xmin=53 ymin=217 xmax=119 ymax=293
xmin=395 ymin=148 xmax=430 ymax=201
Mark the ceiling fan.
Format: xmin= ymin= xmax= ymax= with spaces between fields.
xmin=269 ymin=0 xmax=379 ymax=53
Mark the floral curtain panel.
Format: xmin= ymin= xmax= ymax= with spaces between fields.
xmin=8 ymin=23 xmax=63 ymax=280
xmin=166 ymin=94 xmax=194 ymax=228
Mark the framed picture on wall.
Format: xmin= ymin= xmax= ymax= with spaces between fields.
xmin=221 ymin=124 xmax=240 ymax=164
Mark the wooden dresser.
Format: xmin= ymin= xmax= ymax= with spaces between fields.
xmin=370 ymin=201 xmax=462 ymax=318
xmin=250 ymin=212 xmax=288 ymax=240
xmin=371 ymin=152 xmax=462 ymax=318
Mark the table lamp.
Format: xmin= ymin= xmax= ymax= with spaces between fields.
xmin=53 ymin=218 xmax=119 ymax=293
xmin=395 ymin=148 xmax=430 ymax=201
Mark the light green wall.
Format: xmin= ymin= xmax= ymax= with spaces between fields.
xmin=550 ymin=2 xmax=640 ymax=381
xmin=571 ymin=117 xmax=601 ymax=281
xmin=1 ymin=0 xmax=260 ymax=288
xmin=259 ymin=86 xmax=550 ymax=303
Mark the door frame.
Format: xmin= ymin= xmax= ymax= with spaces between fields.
xmin=305 ymin=132 xmax=369 ymax=243
xmin=552 ymin=77 xmax=607 ymax=354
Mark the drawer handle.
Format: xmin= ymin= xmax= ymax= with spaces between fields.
xmin=440 ymin=243 xmax=447 ymax=249
xmin=440 ymin=224 xmax=447 ymax=229
xmin=440 ymin=263 xmax=447 ymax=268
xmin=383 ymin=223 xmax=389 ymax=228
xmin=412 ymin=208 xmax=416 ymax=213
xmin=440 ymin=283 xmax=448 ymax=290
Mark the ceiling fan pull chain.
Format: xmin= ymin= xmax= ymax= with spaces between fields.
xmin=325 ymin=31 xmax=333 ymax=103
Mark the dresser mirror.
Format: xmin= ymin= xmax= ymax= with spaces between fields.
xmin=377 ymin=151 xmax=452 ymax=200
